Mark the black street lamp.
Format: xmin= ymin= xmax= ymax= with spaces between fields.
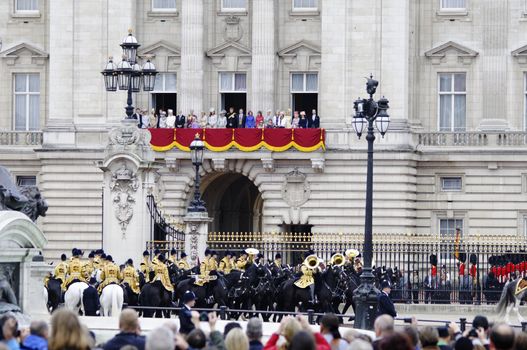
xmin=101 ymin=30 xmax=158 ymax=119
xmin=188 ymin=134 xmax=207 ymax=213
xmin=352 ymin=75 xmax=390 ymax=330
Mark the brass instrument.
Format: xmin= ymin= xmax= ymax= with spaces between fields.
xmin=245 ymin=248 xmax=259 ymax=256
xmin=330 ymin=253 xmax=345 ymax=267
xmin=345 ymin=249 xmax=360 ymax=260
xmin=303 ymin=254 xmax=320 ymax=270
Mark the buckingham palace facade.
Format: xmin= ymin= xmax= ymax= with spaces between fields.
xmin=2 ymin=0 xmax=527 ymax=259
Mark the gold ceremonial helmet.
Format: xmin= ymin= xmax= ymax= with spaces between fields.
xmin=330 ymin=253 xmax=345 ymax=267
xmin=345 ymin=249 xmax=360 ymax=260
xmin=245 ymin=248 xmax=259 ymax=256
xmin=303 ymin=254 xmax=320 ymax=269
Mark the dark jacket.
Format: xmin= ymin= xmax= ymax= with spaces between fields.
xmin=298 ymin=118 xmax=308 ymax=129
xmin=82 ymin=285 xmax=100 ymax=316
xmin=176 ymin=115 xmax=186 ymax=128
xmin=308 ymin=115 xmax=320 ymax=128
xmin=377 ymin=291 xmax=397 ymax=317
xmin=103 ymin=332 xmax=145 ymax=350
xmin=226 ymin=113 xmax=238 ymax=128
xmin=179 ymin=305 xmax=195 ymax=334
xmin=249 ymin=340 xmax=263 ymax=350
xmin=21 ymin=334 xmax=47 ymax=350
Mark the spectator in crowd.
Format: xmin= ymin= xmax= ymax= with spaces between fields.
xmin=256 ymin=111 xmax=265 ymax=129
xmin=349 ymin=339 xmax=374 ymax=350
xmin=377 ymin=281 xmax=397 ymax=317
xmin=419 ymin=327 xmax=440 ymax=350
xmin=225 ymin=328 xmax=249 ymax=350
xmin=20 ymin=320 xmax=48 ymax=350
xmin=437 ymin=326 xmax=453 ymax=350
xmin=145 ymin=327 xmax=173 ymax=350
xmin=217 ymin=110 xmax=227 ymax=128
xmin=48 ymin=309 xmax=91 ymax=350
xmin=378 ymin=333 xmax=413 ymax=350
xmin=489 ymin=323 xmax=514 ymax=350
xmin=83 ymin=277 xmax=100 ymax=317
xmin=410 ymin=270 xmax=420 ymax=304
xmin=290 ymin=331 xmax=316 ymax=350
xmin=166 ymin=109 xmax=176 ymax=128
xmin=455 ymin=337 xmax=474 ymax=350
xmin=246 ymin=318 xmax=263 ymax=350
xmin=103 ymin=309 xmax=145 ymax=350
xmin=245 ymin=111 xmax=256 ymax=128
xmin=179 ymin=291 xmax=197 ymax=335
xmin=515 ymin=331 xmax=527 ymax=350
xmin=187 ymin=329 xmax=207 ymax=350
xmin=264 ymin=316 xmax=301 ymax=350
xmin=319 ymin=314 xmax=348 ymax=350
xmin=471 ymin=315 xmax=490 ymax=348
xmin=308 ymin=109 xmax=320 ymax=128
xmin=224 ymin=322 xmax=242 ymax=339
xmin=402 ymin=326 xmax=419 ymax=350
xmin=372 ymin=315 xmax=394 ymax=350
xmin=208 ymin=108 xmax=218 ymax=128
xmin=1 ymin=314 xmax=22 ymax=350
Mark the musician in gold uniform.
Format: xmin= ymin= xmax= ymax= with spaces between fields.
xmin=168 ymin=248 xmax=178 ymax=264
xmin=294 ymin=255 xmax=320 ymax=304
xmin=236 ymin=251 xmax=249 ymax=271
xmin=63 ymin=249 xmax=84 ymax=290
xmin=98 ymin=255 xmax=122 ymax=293
xmin=82 ymin=251 xmax=96 ymax=282
xmin=150 ymin=254 xmax=174 ymax=293
xmin=121 ymin=259 xmax=140 ymax=295
xmin=50 ymin=254 xmax=68 ymax=291
xmin=177 ymin=252 xmax=191 ymax=270
xmin=195 ymin=249 xmax=216 ymax=286
xmin=140 ymin=250 xmax=153 ymax=282
xmin=151 ymin=249 xmax=161 ymax=266
xmin=218 ymin=251 xmax=234 ymax=274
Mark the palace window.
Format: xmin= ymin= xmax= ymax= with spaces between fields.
xmin=440 ymin=177 xmax=462 ymax=191
xmin=293 ymin=0 xmax=318 ymax=11
xmin=440 ymin=0 xmax=466 ymax=11
xmin=291 ymin=73 xmax=318 ymax=92
xmin=219 ymin=72 xmax=247 ymax=113
xmin=152 ymin=73 xmax=177 ymax=114
xmin=291 ymin=73 xmax=318 ymax=114
xmin=438 ymin=73 xmax=466 ymax=132
xmin=439 ymin=218 xmax=463 ymax=237
xmin=16 ymin=175 xmax=36 ymax=187
xmin=222 ymin=0 xmax=246 ymax=11
xmin=14 ymin=73 xmax=40 ymax=131
xmin=15 ymin=0 xmax=38 ymax=12
xmin=152 ymin=0 xmax=176 ymax=11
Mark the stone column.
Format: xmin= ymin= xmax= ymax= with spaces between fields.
xmin=183 ymin=212 xmax=212 ymax=267
xmin=179 ymin=0 xmax=204 ymax=114
xmin=251 ymin=0 xmax=275 ymax=113
xmin=27 ymin=260 xmax=53 ymax=318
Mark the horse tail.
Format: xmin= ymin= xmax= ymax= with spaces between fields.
xmin=496 ymin=280 xmax=513 ymax=319
xmin=111 ymin=285 xmax=120 ymax=317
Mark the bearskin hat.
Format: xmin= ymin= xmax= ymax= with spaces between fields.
xmin=430 ymin=254 xmax=438 ymax=266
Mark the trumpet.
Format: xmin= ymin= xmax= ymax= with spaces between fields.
xmin=330 ymin=253 xmax=345 ymax=267
xmin=303 ymin=254 xmax=320 ymax=270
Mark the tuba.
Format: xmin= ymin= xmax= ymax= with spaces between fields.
xmin=330 ymin=253 xmax=345 ymax=267
xmin=345 ymin=249 xmax=359 ymax=261
xmin=245 ymin=248 xmax=259 ymax=263
xmin=303 ymin=254 xmax=320 ymax=270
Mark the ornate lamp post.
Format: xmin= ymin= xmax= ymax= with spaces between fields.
xmin=352 ymin=75 xmax=390 ymax=330
xmin=101 ymin=30 xmax=158 ymax=119
xmin=188 ymin=135 xmax=206 ymax=213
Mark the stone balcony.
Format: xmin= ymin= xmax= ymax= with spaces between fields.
xmin=0 ymin=131 xmax=43 ymax=146
xmin=416 ymin=132 xmax=527 ymax=147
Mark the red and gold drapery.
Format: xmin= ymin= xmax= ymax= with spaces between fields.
xmin=149 ymin=128 xmax=325 ymax=152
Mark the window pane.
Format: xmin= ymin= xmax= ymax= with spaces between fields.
xmin=28 ymin=95 xmax=40 ymax=130
xmin=28 ymin=74 xmax=40 ymax=92
xmin=454 ymin=73 xmax=466 ymax=92
xmin=442 ymin=177 xmax=462 ymax=191
xmin=220 ymin=73 xmax=233 ymax=91
xmin=454 ymin=95 xmax=466 ymax=131
xmin=439 ymin=95 xmax=452 ymax=131
xmin=291 ymin=74 xmax=304 ymax=92
xmin=15 ymin=95 xmax=27 ymax=130
xmin=439 ymin=74 xmax=452 ymax=92
xmin=441 ymin=0 xmax=465 ymax=9
xmin=15 ymin=74 xmax=27 ymax=92
xmin=165 ymin=73 xmax=177 ymax=91
xmin=306 ymin=73 xmax=318 ymax=92
xmin=16 ymin=0 xmax=38 ymax=11
xmin=223 ymin=0 xmax=246 ymax=8
xmin=294 ymin=0 xmax=316 ymax=8
xmin=17 ymin=176 xmax=36 ymax=187
xmin=234 ymin=73 xmax=246 ymax=91
xmin=154 ymin=74 xmax=163 ymax=91
xmin=153 ymin=0 xmax=176 ymax=9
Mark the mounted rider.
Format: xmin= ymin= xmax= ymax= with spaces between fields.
xmin=93 ymin=249 xmax=103 ymax=269
xmin=218 ymin=250 xmax=234 ymax=274
xmin=177 ymin=252 xmax=190 ymax=270
xmin=151 ymin=249 xmax=161 ymax=266
xmin=63 ymin=248 xmax=84 ymax=290
xmin=140 ymin=250 xmax=153 ymax=282
xmin=294 ymin=253 xmax=321 ymax=304
xmin=82 ymin=251 xmax=96 ymax=281
xmin=195 ymin=249 xmax=217 ymax=286
xmin=168 ymin=248 xmax=178 ymax=265
xmin=121 ymin=258 xmax=140 ymax=295
xmin=150 ymin=254 xmax=174 ymax=293
xmin=98 ymin=255 xmax=122 ymax=293
xmin=49 ymin=253 xmax=68 ymax=291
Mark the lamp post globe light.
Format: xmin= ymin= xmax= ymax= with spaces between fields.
xmin=352 ymin=75 xmax=390 ymax=330
xmin=101 ymin=30 xmax=158 ymax=119
xmin=188 ymin=134 xmax=207 ymax=213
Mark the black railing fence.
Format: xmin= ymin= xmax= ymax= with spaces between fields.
xmin=146 ymin=195 xmax=185 ymax=256
xmin=208 ymin=231 xmax=527 ymax=305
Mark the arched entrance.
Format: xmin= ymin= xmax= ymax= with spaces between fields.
xmin=201 ymin=173 xmax=262 ymax=232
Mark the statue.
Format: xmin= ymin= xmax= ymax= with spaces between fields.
xmin=0 ymin=166 xmax=48 ymax=222
xmin=0 ymin=264 xmax=20 ymax=313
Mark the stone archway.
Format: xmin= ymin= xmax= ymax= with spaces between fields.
xmin=201 ymin=173 xmax=262 ymax=233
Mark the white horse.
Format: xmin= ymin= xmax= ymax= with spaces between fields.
xmin=64 ymin=281 xmax=89 ymax=314
xmin=496 ymin=277 xmax=527 ymax=324
xmin=100 ymin=284 xmax=124 ymax=317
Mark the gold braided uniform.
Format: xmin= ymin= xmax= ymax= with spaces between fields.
xmin=93 ymin=256 xmax=101 ymax=270
xmin=152 ymin=256 xmax=160 ymax=266
xmin=274 ymin=259 xmax=283 ymax=269
xmin=294 ymin=265 xmax=315 ymax=289
xmin=82 ymin=260 xmax=95 ymax=281
xmin=218 ymin=256 xmax=234 ymax=274
xmin=63 ymin=258 xmax=84 ymax=290
xmin=151 ymin=262 xmax=174 ymax=292
xmin=53 ymin=261 xmax=68 ymax=284
xmin=98 ymin=262 xmax=122 ymax=293
xmin=195 ymin=256 xmax=217 ymax=286
xmin=168 ymin=254 xmax=178 ymax=264
xmin=122 ymin=265 xmax=140 ymax=294
xmin=236 ymin=256 xmax=248 ymax=271
xmin=140 ymin=257 xmax=153 ymax=282
xmin=177 ymin=258 xmax=190 ymax=270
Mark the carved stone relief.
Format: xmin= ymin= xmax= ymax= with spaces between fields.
xmin=109 ymin=162 xmax=139 ymax=235
xmin=281 ymin=168 xmax=310 ymax=208
xmin=224 ymin=16 xmax=243 ymax=42
xmin=188 ymin=224 xmax=199 ymax=263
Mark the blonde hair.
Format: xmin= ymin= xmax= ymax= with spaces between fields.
xmin=224 ymin=328 xmax=249 ymax=350
xmin=48 ymin=309 xmax=91 ymax=350
xmin=282 ymin=317 xmax=302 ymax=347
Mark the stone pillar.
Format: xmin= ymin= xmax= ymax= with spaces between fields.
xmin=251 ymin=0 xmax=275 ymax=113
xmin=179 ymin=0 xmax=204 ymax=114
xmin=183 ymin=212 xmax=212 ymax=267
xmin=27 ymin=260 xmax=53 ymax=318
xmin=98 ymin=120 xmax=158 ymax=264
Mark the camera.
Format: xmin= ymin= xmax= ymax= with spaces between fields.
xmin=199 ymin=311 xmax=209 ymax=322
xmin=467 ymin=328 xmax=478 ymax=338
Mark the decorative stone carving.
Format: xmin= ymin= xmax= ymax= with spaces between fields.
xmin=281 ymin=168 xmax=310 ymax=208
xmin=188 ymin=224 xmax=199 ymax=263
xmin=109 ymin=163 xmax=139 ymax=235
xmin=261 ymin=158 xmax=274 ymax=173
xmin=0 ymin=264 xmax=18 ymax=312
xmin=224 ymin=16 xmax=243 ymax=42
xmin=311 ymin=158 xmax=325 ymax=173
xmin=165 ymin=157 xmax=180 ymax=173
xmin=212 ymin=158 xmax=226 ymax=172
xmin=108 ymin=124 xmax=143 ymax=146
xmin=512 ymin=44 xmax=527 ymax=65
xmin=18 ymin=187 xmax=48 ymax=222
xmin=424 ymin=41 xmax=478 ymax=65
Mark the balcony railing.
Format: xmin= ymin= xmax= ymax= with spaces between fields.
xmin=417 ymin=132 xmax=527 ymax=147
xmin=0 ymin=131 xmax=43 ymax=146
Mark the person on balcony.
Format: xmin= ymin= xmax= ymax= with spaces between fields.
xmin=238 ymin=109 xmax=246 ymax=128
xmin=308 ymin=109 xmax=320 ymax=128
xmin=256 ymin=111 xmax=265 ymax=129
xmin=217 ymin=110 xmax=227 ymax=128
xmin=199 ymin=112 xmax=208 ymax=128
xmin=208 ymin=108 xmax=218 ymax=128
xmin=245 ymin=111 xmax=256 ymax=128
xmin=291 ymin=111 xmax=300 ymax=129
xmin=175 ymin=110 xmax=186 ymax=128
xmin=166 ymin=109 xmax=176 ymax=128
xmin=226 ymin=107 xmax=238 ymax=128
xmin=149 ymin=108 xmax=158 ymax=128
xmin=298 ymin=111 xmax=308 ymax=128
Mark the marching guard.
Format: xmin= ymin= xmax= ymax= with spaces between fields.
xmin=122 ymin=258 xmax=140 ymax=295
xmin=151 ymin=254 xmax=174 ymax=293
xmin=63 ymin=248 xmax=84 ymax=290
xmin=140 ymin=250 xmax=153 ymax=282
xmin=98 ymin=255 xmax=122 ymax=293
xmin=177 ymin=252 xmax=190 ymax=270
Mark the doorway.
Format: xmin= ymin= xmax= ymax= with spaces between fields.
xmin=152 ymin=93 xmax=177 ymax=113
xmin=221 ymin=93 xmax=246 ymax=113
xmin=292 ymin=93 xmax=318 ymax=114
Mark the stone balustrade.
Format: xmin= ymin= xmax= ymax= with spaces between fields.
xmin=417 ymin=131 xmax=527 ymax=147
xmin=0 ymin=131 xmax=43 ymax=146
